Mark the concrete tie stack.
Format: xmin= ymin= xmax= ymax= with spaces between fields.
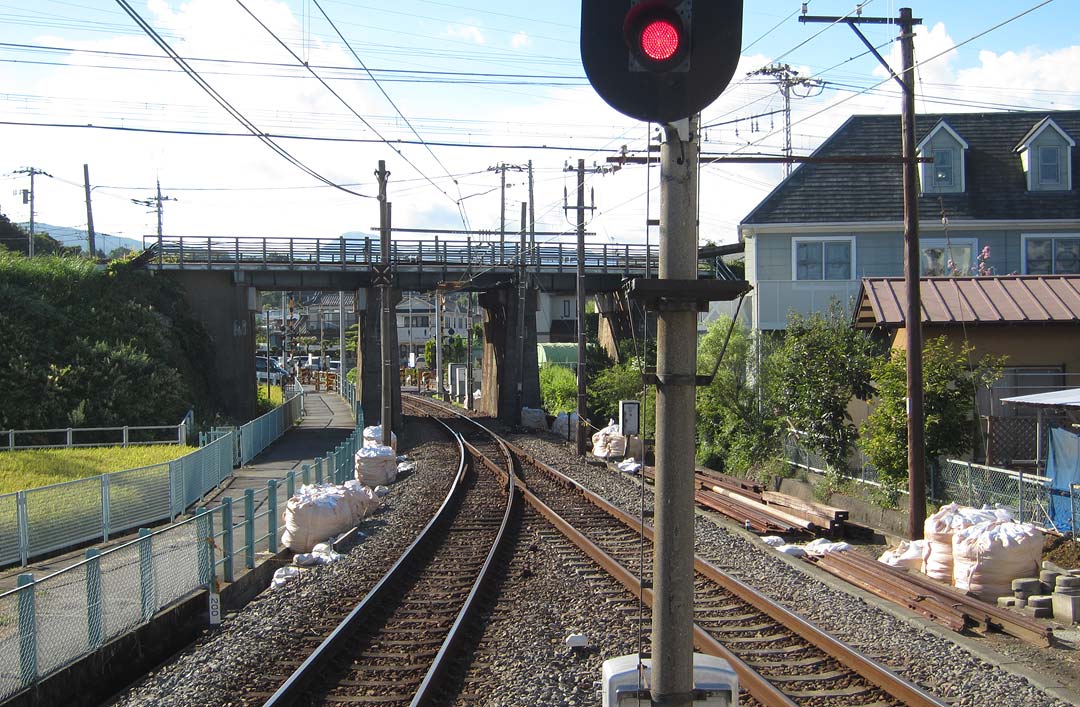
xmin=1053 ymin=573 xmax=1080 ymax=625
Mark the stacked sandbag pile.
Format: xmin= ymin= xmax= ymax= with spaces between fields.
xmin=355 ymin=444 xmax=397 ymax=486
xmin=363 ymin=425 xmax=398 ymax=452
xmin=282 ymin=483 xmax=373 ymax=553
xmin=591 ymin=421 xmax=627 ymax=459
xmin=923 ymin=504 xmax=1009 ymax=582
xmin=521 ymin=407 xmax=549 ymax=432
xmin=952 ymin=521 xmax=1044 ymax=601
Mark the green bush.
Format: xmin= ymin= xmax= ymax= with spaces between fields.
xmin=539 ymin=364 xmax=577 ymax=414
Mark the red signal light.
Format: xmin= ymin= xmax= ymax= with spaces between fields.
xmin=639 ymin=18 xmax=681 ymax=61
xmin=624 ymin=2 xmax=688 ymax=71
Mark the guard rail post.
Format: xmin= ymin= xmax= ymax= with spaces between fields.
xmin=138 ymin=528 xmax=155 ymax=621
xmin=101 ymin=473 xmax=111 ymax=541
xmin=244 ymin=489 xmax=255 ymax=569
xmin=221 ymin=498 xmax=234 ymax=583
xmin=85 ymin=548 xmax=103 ymax=648
xmin=302 ymin=463 xmax=310 ymax=485
xmin=965 ymin=462 xmax=973 ymax=506
xmin=1018 ymin=470 xmax=1025 ymax=522
xmin=16 ymin=491 xmax=29 ymax=566
xmin=268 ymin=479 xmax=279 ymax=553
xmin=286 ymin=470 xmax=296 ymax=500
xmin=122 ymin=426 xmax=129 ymax=447
xmin=17 ymin=573 xmax=36 ymax=687
xmin=315 ymin=458 xmax=323 ymax=484
xmin=66 ymin=428 xmax=73 ymax=447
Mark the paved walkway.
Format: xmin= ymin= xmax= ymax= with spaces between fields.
xmin=0 ymin=388 xmax=357 ymax=593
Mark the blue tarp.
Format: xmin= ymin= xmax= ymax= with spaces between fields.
xmin=1046 ymin=426 xmax=1080 ymax=533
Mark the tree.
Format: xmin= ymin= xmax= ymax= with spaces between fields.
xmin=861 ymin=338 xmax=1004 ymax=488
xmin=772 ymin=303 xmax=877 ymax=470
xmin=0 ymin=211 xmax=25 ymax=253
xmin=695 ymin=316 xmax=779 ymax=472
xmin=539 ymin=364 xmax=577 ymax=414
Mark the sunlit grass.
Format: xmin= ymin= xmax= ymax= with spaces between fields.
xmin=0 ymin=445 xmax=196 ymax=495
xmin=256 ymin=383 xmax=284 ymax=414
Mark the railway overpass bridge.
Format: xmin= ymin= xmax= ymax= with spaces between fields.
xmin=141 ymin=235 xmax=746 ymax=425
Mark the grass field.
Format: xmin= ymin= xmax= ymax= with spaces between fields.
xmin=256 ymin=383 xmax=284 ymax=414
xmin=0 ymin=445 xmax=196 ymax=495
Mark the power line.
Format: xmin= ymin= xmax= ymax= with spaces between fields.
xmin=112 ymin=0 xmax=372 ymax=199
xmin=310 ymin=0 xmax=470 ymax=229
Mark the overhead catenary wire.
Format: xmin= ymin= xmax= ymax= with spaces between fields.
xmin=111 ymin=0 xmax=372 ymax=199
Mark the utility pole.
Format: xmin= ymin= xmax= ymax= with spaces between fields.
xmin=339 ymin=290 xmax=346 ymax=395
xmin=528 ymin=160 xmax=536 ymax=270
xmin=748 ymin=64 xmax=824 ymax=178
xmin=801 ymin=7 xmax=925 ymax=538
xmin=376 ymin=160 xmax=394 ymax=447
xmin=651 ymin=115 xmax=700 ymax=704
xmin=134 ymin=179 xmax=176 ymax=240
xmin=570 ymin=160 xmax=591 ymax=454
xmin=435 ymin=290 xmax=445 ymax=401
xmin=83 ymin=164 xmax=96 ymax=258
xmin=466 ymin=291 xmax=474 ymax=410
xmin=516 ymin=200 xmax=528 ymax=421
xmin=15 ymin=167 xmax=48 ymax=257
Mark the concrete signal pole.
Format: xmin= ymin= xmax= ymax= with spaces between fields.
xmin=83 ymin=164 xmax=96 ymax=258
xmin=651 ymin=115 xmax=700 ymax=704
xmin=15 ymin=167 xmax=48 ymax=257
xmin=574 ymin=160 xmax=589 ymax=454
xmin=376 ymin=160 xmax=394 ymax=447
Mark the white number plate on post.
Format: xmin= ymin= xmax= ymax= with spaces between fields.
xmin=208 ymin=592 xmax=222 ymax=626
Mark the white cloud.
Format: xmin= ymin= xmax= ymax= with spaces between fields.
xmin=511 ymin=31 xmax=530 ymax=50
xmin=446 ymin=23 xmax=486 ymax=45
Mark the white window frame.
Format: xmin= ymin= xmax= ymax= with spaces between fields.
xmin=1021 ymin=233 xmax=1080 ymax=275
xmin=562 ymin=299 xmax=572 ymax=318
xmin=920 ymin=237 xmax=978 ymax=276
xmin=791 ymin=236 xmax=855 ymax=281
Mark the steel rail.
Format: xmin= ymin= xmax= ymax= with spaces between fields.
xmin=262 ymin=406 xmax=514 ymax=706
xmin=404 ymin=397 xmax=948 ymax=707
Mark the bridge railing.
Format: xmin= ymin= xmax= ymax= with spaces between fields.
xmin=144 ymin=235 xmax=674 ymax=275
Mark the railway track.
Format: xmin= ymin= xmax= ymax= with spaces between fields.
xmin=258 ymin=409 xmax=515 ymax=706
xmin=405 ymin=394 xmax=949 ymax=707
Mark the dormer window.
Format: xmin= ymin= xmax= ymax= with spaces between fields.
xmin=918 ymin=120 xmax=967 ymax=194
xmin=1016 ymin=117 xmax=1074 ymax=192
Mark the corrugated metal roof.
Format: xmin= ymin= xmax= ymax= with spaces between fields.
xmin=1002 ymin=388 xmax=1080 ymax=409
xmin=854 ymin=275 xmax=1080 ymax=328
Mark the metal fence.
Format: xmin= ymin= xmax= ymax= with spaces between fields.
xmin=239 ymin=388 xmax=305 ymax=466
xmin=3 ymin=421 xmax=189 ymax=451
xmin=0 ymin=402 xmax=362 ymax=703
xmin=0 ymin=432 xmax=235 ymax=568
xmin=0 ymin=387 xmax=306 ymax=568
xmin=933 ymin=459 xmax=1054 ymax=527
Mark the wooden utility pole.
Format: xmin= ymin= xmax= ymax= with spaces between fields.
xmin=574 ymin=159 xmax=588 ymax=454
xmin=801 ymin=7 xmax=926 ymax=538
xmin=15 ymin=167 xmax=47 ymax=257
xmin=83 ymin=164 xmax=96 ymax=258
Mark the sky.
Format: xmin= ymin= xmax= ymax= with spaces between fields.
xmin=1 ymin=0 xmax=1079 ymax=253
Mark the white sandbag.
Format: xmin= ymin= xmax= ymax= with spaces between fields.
xmin=924 ymin=504 xmax=1012 ymax=581
xmin=552 ymin=412 xmax=579 ymax=439
xmin=952 ymin=521 xmax=1044 ymax=600
xmin=373 ymin=485 xmax=390 ymax=497
xmin=282 ymin=483 xmax=356 ymax=553
xmin=294 ymin=552 xmax=323 ymax=567
xmin=363 ymin=425 xmax=397 ymax=451
xmin=804 ymin=538 xmax=852 ymax=556
xmin=272 ymin=566 xmax=300 ymax=588
xmin=355 ymin=444 xmax=398 ymax=486
xmin=878 ymin=539 xmax=931 ymax=571
xmin=760 ymin=536 xmax=786 ymax=547
xmin=776 ymin=545 xmax=806 ymax=557
xmin=591 ymin=422 xmax=624 ymax=459
xmin=521 ymin=407 xmax=549 ymax=431
xmin=312 ymin=542 xmax=333 ymax=555
xmin=342 ymin=480 xmax=381 ymax=520
xmin=616 ymin=458 xmax=641 ymax=474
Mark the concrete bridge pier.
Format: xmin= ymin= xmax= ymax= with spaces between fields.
xmin=357 ymin=287 xmax=403 ymax=432
xmin=170 ymin=271 xmax=257 ymax=421
xmin=595 ymin=292 xmax=637 ymax=363
xmin=478 ymin=286 xmax=541 ymax=421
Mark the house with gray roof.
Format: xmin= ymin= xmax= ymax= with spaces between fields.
xmin=739 ymin=109 xmax=1080 ymax=331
